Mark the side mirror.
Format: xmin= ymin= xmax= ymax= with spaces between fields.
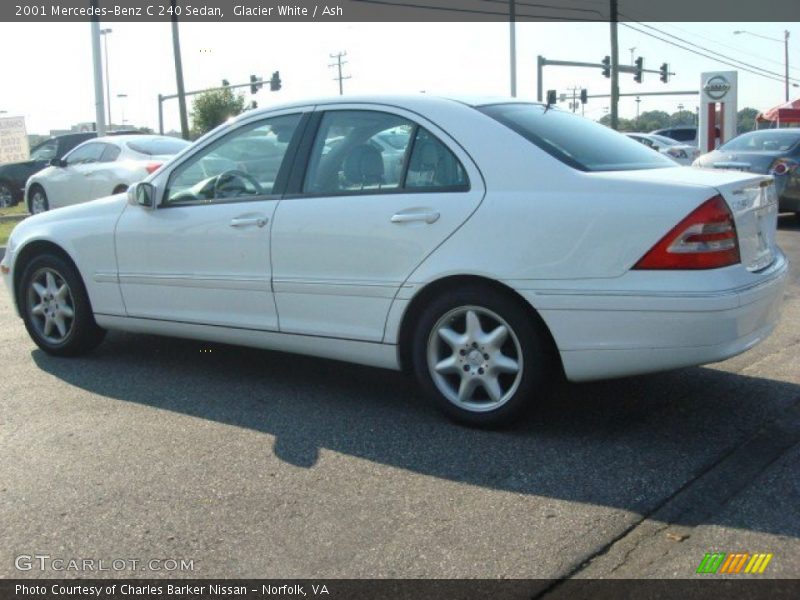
xmin=129 ymin=182 xmax=157 ymax=209
xmin=49 ymin=158 xmax=65 ymax=167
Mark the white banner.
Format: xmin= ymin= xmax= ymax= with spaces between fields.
xmin=0 ymin=116 xmax=30 ymax=164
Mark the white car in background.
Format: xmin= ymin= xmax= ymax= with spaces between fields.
xmin=626 ymin=132 xmax=700 ymax=165
xmin=25 ymin=135 xmax=190 ymax=214
xmin=1 ymin=96 xmax=788 ymax=427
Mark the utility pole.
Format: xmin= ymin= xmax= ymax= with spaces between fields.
xmin=629 ymin=47 xmax=636 ymax=66
xmin=785 ymin=30 xmax=790 ymax=102
xmin=89 ymin=8 xmax=106 ymax=135
xmin=509 ymin=0 xmax=517 ymax=97
xmin=610 ymin=0 xmax=620 ymax=130
xmin=171 ymin=0 xmax=190 ymax=139
xmin=329 ymin=51 xmax=351 ymax=96
xmin=635 ymin=96 xmax=641 ymax=124
xmin=100 ymin=28 xmax=112 ymax=128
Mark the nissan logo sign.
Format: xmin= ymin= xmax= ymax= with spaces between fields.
xmin=703 ymin=75 xmax=731 ymax=100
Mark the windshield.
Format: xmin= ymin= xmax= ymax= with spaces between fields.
xmin=478 ymin=103 xmax=673 ymax=171
xmin=127 ymin=137 xmax=190 ymax=156
xmin=720 ymin=130 xmax=800 ymax=153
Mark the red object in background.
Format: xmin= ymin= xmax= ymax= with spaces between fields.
xmin=756 ymin=98 xmax=800 ymax=124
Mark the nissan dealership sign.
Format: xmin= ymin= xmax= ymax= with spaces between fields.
xmin=703 ymin=75 xmax=732 ymax=101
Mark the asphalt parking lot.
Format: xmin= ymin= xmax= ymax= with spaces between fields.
xmin=1 ymin=217 xmax=798 ymax=584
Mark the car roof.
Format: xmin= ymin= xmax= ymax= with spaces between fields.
xmin=239 ymin=94 xmax=541 ymax=120
xmin=91 ymin=134 xmax=181 ymax=144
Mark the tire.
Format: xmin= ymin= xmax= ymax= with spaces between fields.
xmin=795 ymin=211 xmax=800 ymax=224
xmin=411 ymin=286 xmax=551 ymax=427
xmin=29 ymin=185 xmax=49 ymax=214
xmin=19 ymin=254 xmax=106 ymax=357
xmin=112 ymin=184 xmax=128 ymax=195
xmin=0 ymin=181 xmax=15 ymax=208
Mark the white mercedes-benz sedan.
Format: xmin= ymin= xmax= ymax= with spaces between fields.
xmin=1 ymin=96 xmax=788 ymax=426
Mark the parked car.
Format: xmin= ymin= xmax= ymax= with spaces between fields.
xmin=692 ymin=129 xmax=800 ymax=220
xmin=0 ymin=130 xmax=142 ymax=208
xmin=0 ymin=132 xmax=97 ymax=208
xmin=1 ymin=96 xmax=787 ymax=427
xmin=25 ymin=135 xmax=190 ymax=214
xmin=651 ymin=125 xmax=721 ymax=148
xmin=625 ymin=133 xmax=700 ymax=165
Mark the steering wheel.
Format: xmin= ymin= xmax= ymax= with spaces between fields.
xmin=213 ymin=170 xmax=263 ymax=198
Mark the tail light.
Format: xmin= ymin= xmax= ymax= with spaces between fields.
xmin=145 ymin=162 xmax=163 ymax=175
xmin=769 ymin=158 xmax=797 ymax=176
xmin=634 ymin=195 xmax=740 ymax=270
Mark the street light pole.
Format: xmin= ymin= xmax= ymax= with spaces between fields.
xmin=785 ymin=30 xmax=790 ymax=102
xmin=100 ymin=28 xmax=113 ymax=128
xmin=734 ymin=29 xmax=791 ymax=102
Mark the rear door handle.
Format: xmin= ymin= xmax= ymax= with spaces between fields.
xmin=390 ymin=210 xmax=440 ymax=224
xmin=230 ymin=216 xmax=268 ymax=228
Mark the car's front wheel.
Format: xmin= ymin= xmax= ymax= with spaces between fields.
xmin=19 ymin=254 xmax=106 ymax=356
xmin=29 ymin=185 xmax=49 ymax=214
xmin=412 ymin=286 xmax=551 ymax=427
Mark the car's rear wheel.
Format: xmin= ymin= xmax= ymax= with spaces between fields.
xmin=412 ymin=286 xmax=550 ymax=427
xmin=29 ymin=185 xmax=49 ymax=214
xmin=19 ymin=254 xmax=106 ymax=356
xmin=0 ymin=181 xmax=15 ymax=208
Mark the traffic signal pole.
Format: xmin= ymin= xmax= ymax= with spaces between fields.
xmin=610 ymin=0 xmax=619 ymax=130
xmin=157 ymin=79 xmax=278 ymax=135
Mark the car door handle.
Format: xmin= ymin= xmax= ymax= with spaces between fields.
xmin=230 ymin=216 xmax=268 ymax=228
xmin=390 ymin=210 xmax=440 ymax=224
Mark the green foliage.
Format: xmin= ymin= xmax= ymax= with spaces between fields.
xmin=598 ymin=107 xmax=761 ymax=136
xmin=190 ymin=88 xmax=246 ymax=138
xmin=737 ymin=108 xmax=759 ymax=134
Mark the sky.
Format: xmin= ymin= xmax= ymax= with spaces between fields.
xmin=0 ymin=21 xmax=797 ymax=135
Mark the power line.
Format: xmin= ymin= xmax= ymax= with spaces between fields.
xmin=350 ymin=0 xmax=605 ymax=21
xmin=654 ymin=22 xmax=800 ymax=74
xmin=621 ymin=22 xmax=798 ymax=87
xmin=621 ymin=19 xmax=799 ymax=83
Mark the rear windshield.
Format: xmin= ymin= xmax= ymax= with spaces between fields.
xmin=127 ymin=138 xmax=190 ymax=156
xmin=478 ymin=103 xmax=673 ymax=171
xmin=720 ymin=130 xmax=800 ymax=153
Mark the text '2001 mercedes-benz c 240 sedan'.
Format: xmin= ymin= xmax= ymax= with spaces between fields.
xmin=1 ymin=96 xmax=789 ymax=426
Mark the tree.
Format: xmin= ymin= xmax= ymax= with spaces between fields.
xmin=635 ymin=110 xmax=671 ymax=132
xmin=737 ymin=108 xmax=759 ymax=134
xmin=190 ymin=88 xmax=246 ymax=138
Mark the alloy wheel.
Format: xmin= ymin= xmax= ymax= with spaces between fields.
xmin=26 ymin=267 xmax=76 ymax=344
xmin=426 ymin=305 xmax=524 ymax=413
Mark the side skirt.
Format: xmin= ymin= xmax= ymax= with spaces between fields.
xmin=94 ymin=314 xmax=401 ymax=371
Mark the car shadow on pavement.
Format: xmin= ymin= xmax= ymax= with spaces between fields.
xmin=32 ymin=330 xmax=800 ymax=540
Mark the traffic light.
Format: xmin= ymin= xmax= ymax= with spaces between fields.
xmin=269 ymin=71 xmax=282 ymax=92
xmin=546 ymin=89 xmax=557 ymax=105
xmin=634 ymin=57 xmax=643 ymax=83
xmin=580 ymin=89 xmax=588 ymax=104
xmin=251 ymin=101 xmax=258 ymax=110
xmin=660 ymin=63 xmax=669 ymax=83
xmin=221 ymin=79 xmax=230 ymax=87
xmin=250 ymin=74 xmax=263 ymax=94
xmin=601 ymin=56 xmax=610 ymax=78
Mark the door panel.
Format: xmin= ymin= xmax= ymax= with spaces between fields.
xmin=113 ymin=111 xmax=306 ymax=330
xmin=271 ymin=107 xmax=484 ymax=342
xmin=114 ymin=200 xmax=279 ymax=329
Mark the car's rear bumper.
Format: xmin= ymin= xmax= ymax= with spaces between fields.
xmin=521 ymin=251 xmax=789 ymax=382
